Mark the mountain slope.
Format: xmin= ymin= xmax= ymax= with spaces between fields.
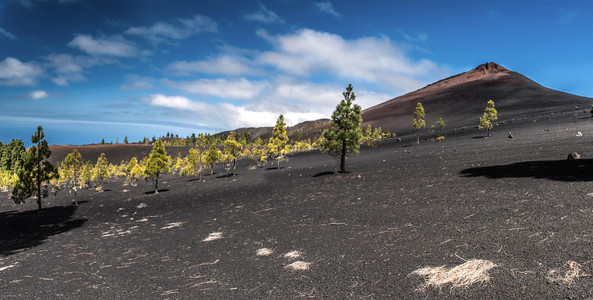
xmin=362 ymin=62 xmax=592 ymax=136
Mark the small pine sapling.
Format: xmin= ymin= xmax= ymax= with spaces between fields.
xmin=479 ymin=100 xmax=498 ymax=137
xmin=413 ymin=102 xmax=426 ymax=145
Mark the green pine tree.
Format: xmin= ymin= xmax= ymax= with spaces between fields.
xmin=224 ymin=131 xmax=243 ymax=176
xmin=413 ymin=102 xmax=426 ymax=145
xmin=93 ymin=153 xmax=109 ymax=189
xmin=204 ymin=144 xmax=222 ymax=175
xmin=12 ymin=126 xmax=59 ymax=210
xmin=267 ymin=115 xmax=289 ymax=169
xmin=144 ymin=140 xmax=170 ymax=194
xmin=320 ymin=84 xmax=363 ymax=173
xmin=479 ymin=100 xmax=498 ymax=137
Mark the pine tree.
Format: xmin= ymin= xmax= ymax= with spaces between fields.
xmin=125 ymin=157 xmax=142 ymax=185
xmin=62 ymin=149 xmax=83 ymax=205
xmin=267 ymin=115 xmax=289 ymax=169
xmin=124 ymin=136 xmax=129 ymax=144
xmin=180 ymin=148 xmax=204 ymax=179
xmin=223 ymin=131 xmax=243 ymax=176
xmin=144 ymin=140 xmax=170 ymax=194
xmin=320 ymin=84 xmax=363 ymax=173
xmin=12 ymin=126 xmax=59 ymax=210
xmin=479 ymin=100 xmax=498 ymax=137
xmin=204 ymin=144 xmax=222 ymax=175
xmin=93 ymin=153 xmax=109 ymax=189
xmin=413 ymin=102 xmax=426 ymax=145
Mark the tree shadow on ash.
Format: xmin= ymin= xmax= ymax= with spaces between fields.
xmin=0 ymin=204 xmax=87 ymax=256
xmin=460 ymin=159 xmax=593 ymax=182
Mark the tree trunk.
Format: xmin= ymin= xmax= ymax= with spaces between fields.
xmin=37 ymin=152 xmax=42 ymax=210
xmin=277 ymin=157 xmax=280 ymax=170
xmin=154 ymin=172 xmax=159 ymax=194
xmin=340 ymin=139 xmax=346 ymax=173
xmin=233 ymin=159 xmax=236 ymax=176
xmin=487 ymin=128 xmax=491 ymax=137
xmin=416 ymin=131 xmax=420 ymax=145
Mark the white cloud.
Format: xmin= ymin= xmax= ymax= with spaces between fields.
xmin=164 ymin=78 xmax=269 ymax=100
xmin=0 ymin=57 xmax=44 ymax=86
xmin=245 ymin=2 xmax=284 ymax=24
xmin=120 ymin=74 xmax=155 ymax=90
xmin=168 ymin=55 xmax=261 ymax=76
xmin=43 ymin=53 xmax=112 ymax=86
xmin=68 ymin=34 xmax=138 ymax=57
xmin=314 ymin=2 xmax=340 ymax=17
xmin=125 ymin=14 xmax=218 ymax=44
xmin=257 ymin=29 xmax=447 ymax=93
xmin=29 ymin=90 xmax=48 ymax=99
xmin=0 ymin=28 xmax=16 ymax=39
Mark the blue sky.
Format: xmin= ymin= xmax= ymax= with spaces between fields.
xmin=1 ymin=0 xmax=592 ymax=145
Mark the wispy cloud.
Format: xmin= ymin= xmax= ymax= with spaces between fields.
xmin=120 ymin=74 xmax=155 ymax=90
xmin=125 ymin=14 xmax=218 ymax=44
xmin=245 ymin=2 xmax=284 ymax=24
xmin=0 ymin=28 xmax=16 ymax=39
xmin=29 ymin=90 xmax=48 ymax=99
xmin=403 ymin=32 xmax=428 ymax=43
xmin=16 ymin=0 xmax=79 ymax=8
xmin=43 ymin=53 xmax=112 ymax=86
xmin=164 ymin=78 xmax=269 ymax=100
xmin=257 ymin=29 xmax=445 ymax=93
xmin=168 ymin=55 xmax=262 ymax=76
xmin=68 ymin=34 xmax=138 ymax=57
xmin=0 ymin=57 xmax=44 ymax=86
xmin=314 ymin=2 xmax=340 ymax=18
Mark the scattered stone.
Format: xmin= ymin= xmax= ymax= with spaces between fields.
xmin=397 ymin=138 xmax=402 ymax=142
xmin=203 ymin=232 xmax=223 ymax=242
xmin=576 ymin=131 xmax=583 ymax=137
xmin=285 ymin=261 xmax=311 ymax=271
xmin=122 ymin=189 xmax=129 ymax=193
xmin=567 ymin=152 xmax=581 ymax=160
xmin=256 ymin=248 xmax=274 ymax=256
xmin=284 ymin=251 xmax=302 ymax=259
xmin=137 ymin=203 xmax=148 ymax=209
xmin=507 ymin=132 xmax=513 ymax=138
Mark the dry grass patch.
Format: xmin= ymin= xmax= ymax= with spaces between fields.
xmin=410 ymin=259 xmax=498 ymax=292
xmin=256 ymin=248 xmax=273 ymax=256
xmin=547 ymin=261 xmax=589 ymax=285
xmin=284 ymin=250 xmax=302 ymax=259
xmin=285 ymin=261 xmax=311 ymax=271
xmin=202 ymin=232 xmax=223 ymax=242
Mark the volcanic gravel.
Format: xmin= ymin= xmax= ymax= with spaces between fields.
xmin=2 ymin=112 xmax=593 ymax=299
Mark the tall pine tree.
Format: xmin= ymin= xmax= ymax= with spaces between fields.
xmin=267 ymin=115 xmax=289 ymax=169
xmin=12 ymin=126 xmax=59 ymax=210
xmin=321 ymin=84 xmax=363 ymax=173
xmin=144 ymin=140 xmax=170 ymax=194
